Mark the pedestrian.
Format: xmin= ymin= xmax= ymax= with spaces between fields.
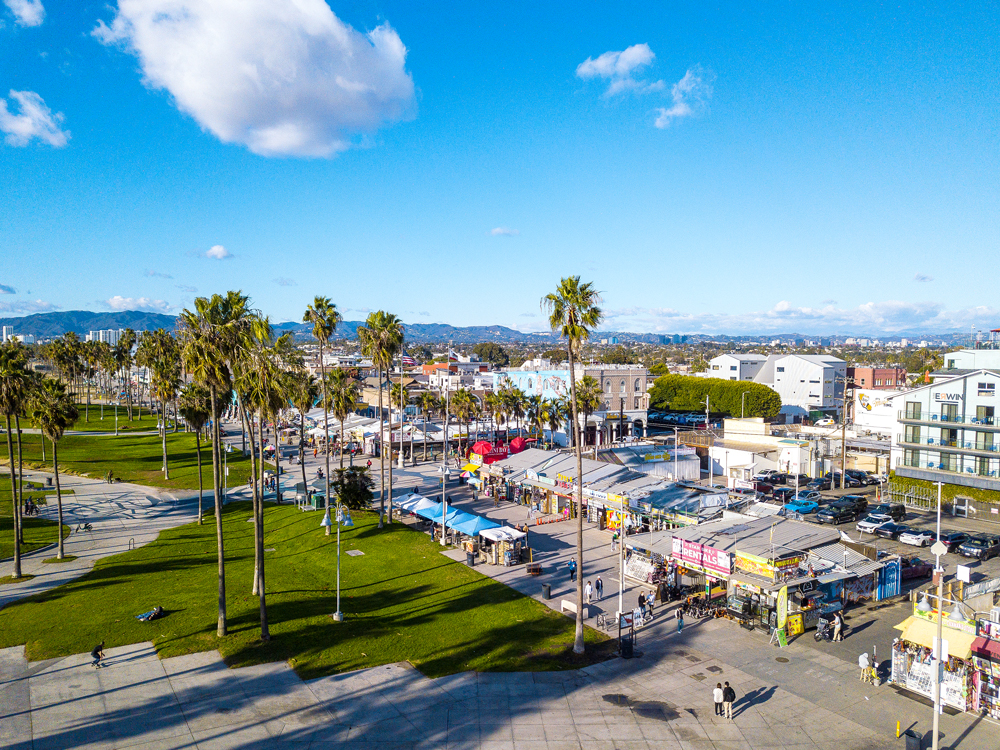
xmin=568 ymin=558 xmax=577 ymax=582
xmin=611 ymin=530 xmax=618 ymax=551
xmin=595 ymin=576 xmax=604 ymax=601
xmin=858 ymin=651 xmax=870 ymax=681
xmin=677 ymin=610 xmax=684 ymax=634
xmin=91 ymin=641 xmax=105 ymax=669
xmin=638 ymin=592 xmax=646 ymax=615
xmin=313 ymin=447 xmax=317 ymax=458
xmin=647 ymin=590 xmax=655 ymax=617
xmin=713 ymin=683 xmax=724 ymax=716
xmin=586 ymin=581 xmax=593 ymax=603
xmin=722 ymin=682 xmax=736 ymax=720
xmin=833 ymin=611 xmax=844 ymax=642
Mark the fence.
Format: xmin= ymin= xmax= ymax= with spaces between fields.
xmin=886 ymin=481 xmax=937 ymax=511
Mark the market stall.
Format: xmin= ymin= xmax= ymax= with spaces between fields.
xmin=478 ymin=526 xmax=528 ymax=566
xmin=972 ymin=636 xmax=1000 ymax=719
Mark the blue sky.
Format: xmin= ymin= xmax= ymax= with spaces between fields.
xmin=1 ymin=2 xmax=998 ymax=335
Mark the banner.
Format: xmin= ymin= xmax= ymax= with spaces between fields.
xmin=776 ymin=586 xmax=788 ymax=629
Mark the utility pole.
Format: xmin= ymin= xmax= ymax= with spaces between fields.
xmin=705 ymin=395 xmax=713 ymax=488
xmin=840 ymin=374 xmax=852 ymax=490
xmin=440 ymin=377 xmax=451 ymax=546
xmin=398 ymin=347 xmax=406 ymax=470
xmin=932 ymin=481 xmax=944 ymax=750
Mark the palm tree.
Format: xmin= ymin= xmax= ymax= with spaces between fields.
xmin=544 ymin=397 xmax=563 ymax=449
xmin=290 ymin=371 xmax=319 ymax=492
xmin=484 ymin=391 xmax=502 ymax=443
xmin=357 ymin=311 xmax=404 ymax=528
xmin=419 ymin=391 xmax=438 ymax=462
xmin=390 ymin=378 xmax=410 ymax=464
xmin=526 ymin=394 xmax=544 ymax=442
xmin=451 ymin=389 xmax=473 ymax=453
xmin=0 ymin=344 xmax=30 ymax=578
xmin=29 ymin=379 xmax=78 ymax=560
xmin=137 ymin=330 xmax=181 ymax=479
xmin=542 ymin=276 xmax=602 ymax=656
xmin=179 ymin=291 xmax=256 ymax=638
xmin=178 ymin=383 xmax=211 ymax=524
xmin=328 ymin=368 xmax=361 ymax=470
xmin=575 ymin=375 xmax=603 ymax=459
xmin=303 ymin=297 xmax=341 ymax=536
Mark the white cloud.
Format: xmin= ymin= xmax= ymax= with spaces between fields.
xmin=106 ymin=295 xmax=173 ymax=313
xmin=0 ymin=90 xmax=69 ymax=147
xmin=914 ymin=273 xmax=934 ymax=282
xmin=491 ymin=227 xmax=519 ymax=236
xmin=0 ymin=299 xmax=57 ymax=313
xmin=273 ymin=277 xmax=296 ymax=287
xmin=176 ymin=284 xmax=197 ymax=293
xmin=3 ymin=0 xmax=44 ymax=27
xmin=0 ymin=283 xmax=15 ymax=294
xmin=576 ymin=43 xmax=665 ymax=97
xmin=92 ymin=0 xmax=416 ymax=158
xmin=204 ymin=244 xmax=231 ymax=260
xmin=654 ymin=66 xmax=714 ymax=128
xmin=145 ymin=269 xmax=172 ymax=279
xmin=599 ymin=300 xmax=1000 ymax=335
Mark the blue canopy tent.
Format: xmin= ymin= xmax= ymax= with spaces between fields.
xmin=451 ymin=514 xmax=500 ymax=536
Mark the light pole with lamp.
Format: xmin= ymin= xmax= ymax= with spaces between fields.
xmin=673 ymin=426 xmax=679 ymax=481
xmin=322 ymin=499 xmax=354 ymax=622
xmin=931 ymin=481 xmax=946 ymax=750
xmin=440 ymin=379 xmax=451 ymax=546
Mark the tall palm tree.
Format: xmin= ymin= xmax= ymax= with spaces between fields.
xmin=29 ymin=379 xmax=78 ymax=560
xmin=526 ymin=394 xmax=544 ymax=442
xmin=419 ymin=390 xmax=438 ymax=462
xmin=484 ymin=391 xmax=502 ymax=442
xmin=303 ymin=297 xmax=341 ymax=535
xmin=328 ymin=368 xmax=361 ymax=470
xmin=575 ymin=375 xmax=603 ymax=459
xmin=357 ymin=311 xmax=404 ymax=527
xmin=137 ymin=329 xmax=181 ymax=479
xmin=544 ymin=397 xmax=563 ymax=449
xmin=290 ymin=371 xmax=319 ymax=492
xmin=178 ymin=383 xmax=211 ymax=524
xmin=542 ymin=276 xmax=602 ymax=656
xmin=390 ymin=378 xmax=410 ymax=464
xmin=179 ymin=291 xmax=256 ymax=638
xmin=0 ymin=344 xmax=30 ymax=578
xmin=451 ymin=389 xmax=473 ymax=453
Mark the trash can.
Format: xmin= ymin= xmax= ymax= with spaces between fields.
xmin=46 ymin=477 xmax=52 ymax=487
xmin=466 ymin=552 xmax=475 ymax=567
xmin=620 ymin=636 xmax=634 ymax=659
xmin=541 ymin=583 xmax=551 ymax=600
xmin=903 ymin=729 xmax=921 ymax=750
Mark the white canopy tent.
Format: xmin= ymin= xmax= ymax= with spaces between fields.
xmin=478 ymin=526 xmax=527 ymax=542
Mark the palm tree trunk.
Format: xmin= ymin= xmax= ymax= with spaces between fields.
xmin=53 ymin=439 xmax=64 ymax=560
xmin=340 ymin=421 xmax=345 ymax=470
xmin=210 ymin=387 xmax=227 ymax=637
xmin=161 ymin=398 xmax=169 ymax=479
xmin=6 ymin=416 xmax=21 ymax=578
xmin=15 ymin=414 xmax=24 ymax=545
xmin=319 ymin=342 xmax=331 ymax=536
xmin=387 ymin=374 xmax=393 ymax=526
xmin=378 ymin=367 xmax=386 ymax=527
xmin=195 ymin=428 xmax=203 ymax=525
xmin=567 ymin=349 xmax=585 ymax=655
xmin=251 ymin=413 xmax=261 ymax=596
xmin=85 ymin=380 xmax=90 ymax=423
xmin=255 ymin=415 xmax=269 ymax=639
xmin=300 ymin=409 xmax=308 ymax=492
xmin=423 ymin=408 xmax=428 ymax=463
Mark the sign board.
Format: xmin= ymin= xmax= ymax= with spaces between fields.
xmin=932 ymin=637 xmax=949 ymax=661
xmin=619 ymin=612 xmax=633 ymax=628
xmin=787 ymin=614 xmax=804 ymax=636
xmin=470 ymin=453 xmax=484 ymax=467
xmin=957 ymin=564 xmax=972 ymax=583
xmin=931 ymin=541 xmax=949 ymax=558
xmin=776 ymin=628 xmax=788 ymax=647
xmin=672 ymin=537 xmax=732 ymax=576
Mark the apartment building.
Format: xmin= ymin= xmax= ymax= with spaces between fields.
xmin=847 ymin=366 xmax=907 ymax=389
xmin=772 ymin=354 xmax=847 ymax=418
xmin=705 ymin=353 xmax=768 ymax=381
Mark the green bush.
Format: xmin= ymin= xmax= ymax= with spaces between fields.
xmin=888 ymin=472 xmax=1000 ymax=507
xmin=649 ymin=374 xmax=781 ymax=418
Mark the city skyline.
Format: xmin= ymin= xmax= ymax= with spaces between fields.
xmin=2 ymin=2 xmax=999 ymax=335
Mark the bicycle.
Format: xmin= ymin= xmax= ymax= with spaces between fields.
xmin=596 ymin=612 xmax=611 ymax=630
xmin=75 ymin=522 xmax=93 ymax=532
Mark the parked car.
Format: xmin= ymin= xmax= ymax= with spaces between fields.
xmin=772 ymin=487 xmax=797 ymax=502
xmin=845 ymin=469 xmax=879 ymax=486
xmin=806 ymin=476 xmax=832 ymax=491
xmin=792 ymin=490 xmax=821 ymax=503
xmin=869 ymin=503 xmax=906 ymax=522
xmin=753 ymin=470 xmax=785 ymax=484
xmin=898 ymin=528 xmax=936 ymax=547
xmin=874 ymin=522 xmax=910 ymax=540
xmin=856 ymin=513 xmax=893 ymax=534
xmin=825 ymin=472 xmax=862 ymax=489
xmin=938 ymin=531 xmax=971 ymax=553
xmin=816 ymin=504 xmax=861 ymax=525
xmin=784 ymin=497 xmax=820 ymax=515
xmin=747 ymin=481 xmax=774 ymax=496
xmin=815 ymin=417 xmax=836 ymax=426
xmin=958 ymin=535 xmax=1000 ymax=560
xmin=786 ymin=473 xmax=810 ymax=487
xmin=901 ymin=557 xmax=934 ymax=580
xmin=837 ymin=495 xmax=869 ymax=514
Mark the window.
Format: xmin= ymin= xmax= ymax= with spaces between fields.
xmin=947 ymin=359 xmax=956 ymax=369
xmin=905 ymin=402 xmax=922 ymax=420
xmin=712 ymin=365 xmax=720 ymax=370
xmin=634 ymin=396 xmax=640 ymax=409
xmin=620 ymin=379 xmax=626 ymax=392
xmin=978 ymin=382 xmax=995 ymax=397
xmin=604 ymin=380 xmax=611 ymax=392
xmin=634 ymin=378 xmax=641 ymax=392
xmin=976 ymin=431 xmax=994 ymax=451
xmin=941 ymin=428 xmax=958 ymax=448
xmin=777 ymin=367 xmax=785 ymax=373
xmin=731 ymin=377 xmax=737 ymax=381
xmin=860 ymin=378 xmax=866 ymax=385
xmin=526 ymin=378 xmax=533 ymax=390
xmin=809 ymin=380 xmax=820 ymax=384
xmin=941 ymin=403 xmax=958 ymax=423
xmin=874 ymin=379 xmax=881 ymax=386
xmin=977 ymin=406 xmax=995 ymax=425
xmin=941 ymin=453 xmax=958 ymax=472
xmin=904 ymin=425 xmax=921 ymax=444
xmin=730 ymin=365 xmax=737 ymax=371
xmin=904 ymin=449 xmax=919 ymax=467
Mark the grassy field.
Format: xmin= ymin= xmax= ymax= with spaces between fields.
xmin=0 ymin=432 xmax=255 ymax=491
xmin=0 ymin=504 xmax=611 ymax=678
xmin=16 ymin=403 xmax=160 ymax=433
xmin=0 ymin=483 xmax=71 ymax=560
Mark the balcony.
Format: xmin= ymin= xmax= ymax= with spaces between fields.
xmin=898 ymin=410 xmax=999 ymax=429
xmin=899 ymin=434 xmax=1000 ymax=456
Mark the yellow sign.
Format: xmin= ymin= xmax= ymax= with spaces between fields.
xmin=470 ymin=453 xmax=483 ymax=467
xmin=735 ymin=552 xmax=775 ymax=580
xmin=776 ymin=586 xmax=788 ymax=630
xmin=787 ymin=613 xmax=804 ymax=636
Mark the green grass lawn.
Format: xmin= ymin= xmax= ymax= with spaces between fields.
xmin=1 ymin=431 xmax=255 ymax=491
xmin=0 ymin=504 xmax=611 ymax=678
xmin=18 ymin=403 xmax=160 ymax=433
xmin=0 ymin=483 xmax=71 ymax=560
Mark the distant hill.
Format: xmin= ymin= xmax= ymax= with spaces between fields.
xmin=0 ymin=311 xmax=178 ymax=338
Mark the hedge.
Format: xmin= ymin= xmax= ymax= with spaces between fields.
xmin=649 ymin=375 xmax=782 ymax=419
xmin=889 ymin=472 xmax=1000 ymax=507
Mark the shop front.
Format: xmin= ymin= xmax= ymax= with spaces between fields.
xmin=972 ymin=635 xmax=1000 ymax=719
xmin=670 ymin=537 xmax=732 ymax=597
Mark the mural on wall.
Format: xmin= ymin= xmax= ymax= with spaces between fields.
xmin=500 ymin=371 xmax=571 ymax=400
xmin=843 ymin=573 xmax=876 ymax=602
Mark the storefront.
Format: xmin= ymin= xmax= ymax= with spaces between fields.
xmin=972 ymin=635 xmax=1000 ymax=719
xmin=477 ymin=526 xmax=528 ymax=566
xmin=892 ymin=600 xmax=977 ymax=712
xmin=671 ymin=537 xmax=732 ymax=596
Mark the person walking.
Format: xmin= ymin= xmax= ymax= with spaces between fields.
xmin=586 ymin=581 xmax=593 ymax=604
xmin=638 ymin=592 xmax=646 ymax=616
xmin=713 ymin=683 xmax=724 ymax=716
xmin=646 ymin=590 xmax=655 ymax=618
xmin=91 ymin=641 xmax=105 ymax=669
xmin=722 ymin=682 xmax=736 ymax=720
xmin=595 ymin=576 xmax=604 ymax=601
xmin=568 ymin=558 xmax=577 ymax=582
xmin=677 ymin=609 xmax=684 ymax=634
xmin=833 ymin=611 xmax=844 ymax=642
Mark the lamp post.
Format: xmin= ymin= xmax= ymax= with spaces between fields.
xmin=323 ymin=500 xmax=354 ymax=622
xmin=673 ymin=426 xmax=679 ymax=481
xmin=932 ymin=481 xmax=944 ymax=750
xmin=618 ymin=491 xmax=625 ymax=616
xmin=440 ymin=379 xmax=451 ymax=546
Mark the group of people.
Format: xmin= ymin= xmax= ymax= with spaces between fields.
xmin=584 ymin=577 xmax=605 ymax=602
xmin=712 ymin=682 xmax=738 ymax=719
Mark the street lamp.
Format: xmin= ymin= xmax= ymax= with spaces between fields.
xmin=322 ymin=501 xmax=354 ymax=623
xmin=440 ymin=379 xmax=451 ymax=546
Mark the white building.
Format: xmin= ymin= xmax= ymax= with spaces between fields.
xmin=1 ymin=326 xmax=13 ymax=343
xmin=85 ymin=329 xmax=126 ymax=345
xmin=890 ymin=369 xmax=1000 ymax=493
xmin=853 ymin=388 xmax=905 ymax=438
xmin=771 ymin=354 xmax=847 ymax=418
xmin=704 ymin=353 xmax=768 ymax=381
xmin=15 ymin=334 xmax=35 ymax=344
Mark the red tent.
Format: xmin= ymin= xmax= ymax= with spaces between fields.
xmin=470 ymin=440 xmax=509 ymax=464
xmin=509 ymin=437 xmax=529 ymax=454
xmin=471 ymin=440 xmax=494 ymax=456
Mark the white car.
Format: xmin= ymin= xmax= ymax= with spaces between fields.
xmin=856 ymin=513 xmax=892 ymax=534
xmin=899 ymin=528 xmax=935 ymax=547
xmin=816 ymin=418 xmax=836 ymax=426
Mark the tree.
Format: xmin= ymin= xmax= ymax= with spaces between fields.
xmin=419 ymin=390 xmax=438 ymax=462
xmin=408 ymin=344 xmax=433 ymax=362
xmin=357 ymin=311 xmax=404 ymax=528
xmin=332 ymin=466 xmax=375 ymax=511
xmin=290 ymin=371 xmax=319 ymax=493
xmin=179 ymin=291 xmax=256 ymax=638
xmin=0 ymin=344 xmax=30 ymax=577
xmin=541 ymin=348 xmax=568 ymax=363
xmin=574 ymin=375 xmax=603 ymax=458
xmin=451 ymin=388 xmax=475 ymax=450
xmin=472 ymin=342 xmax=509 ymax=367
xmin=648 ymin=374 xmax=781 ymax=418
xmin=113 ymin=329 xmax=137 ymax=422
xmin=29 ymin=379 xmax=78 ymax=560
xmin=526 ymin=394 xmax=545 ymax=441
xmin=599 ymin=345 xmax=636 ymax=365
xmin=328 ymin=368 xmax=360 ymax=469
xmin=303 ymin=297 xmax=341 ymax=536
xmin=542 ymin=276 xmax=602 ymax=656
xmin=178 ymin=383 xmax=211 ymax=525
xmin=544 ymin=397 xmax=564 ymax=449
xmin=137 ymin=329 xmax=181 ymax=479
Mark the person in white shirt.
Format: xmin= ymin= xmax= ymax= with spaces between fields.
xmin=585 ymin=581 xmax=593 ymax=603
xmin=713 ymin=683 xmax=724 ymax=716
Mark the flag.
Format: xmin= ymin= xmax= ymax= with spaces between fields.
xmin=401 ymin=354 xmax=416 ymax=367
xmin=448 ymin=349 xmax=458 ymax=363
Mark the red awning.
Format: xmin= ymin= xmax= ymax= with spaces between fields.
xmin=972 ymin=637 xmax=1000 ymax=660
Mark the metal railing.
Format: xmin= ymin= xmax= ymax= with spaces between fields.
xmin=900 ymin=436 xmax=999 ymax=453
xmin=898 ymin=410 xmax=996 ymax=426
xmin=900 ymin=460 xmax=998 ymax=478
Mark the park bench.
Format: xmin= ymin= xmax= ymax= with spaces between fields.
xmin=560 ymin=599 xmax=589 ymax=619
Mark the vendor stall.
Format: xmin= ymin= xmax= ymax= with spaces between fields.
xmin=479 ymin=526 xmax=528 ymax=566
xmin=972 ymin=636 xmax=1000 ymax=719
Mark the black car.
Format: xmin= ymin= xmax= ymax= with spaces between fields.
xmin=846 ymin=469 xmax=879 ymax=486
xmin=958 ymin=535 xmax=1000 ymax=560
xmin=807 ymin=476 xmax=832 ymax=491
xmin=786 ymin=473 xmax=810 ymax=487
xmin=869 ymin=503 xmax=906 ymax=522
xmin=938 ymin=531 xmax=970 ymax=553
xmin=875 ymin=522 xmax=910 ymax=540
xmin=825 ymin=472 xmax=862 ymax=489
xmin=838 ymin=495 xmax=869 ymax=514
xmin=772 ymin=487 xmax=797 ymax=502
xmin=816 ymin=504 xmax=860 ymax=525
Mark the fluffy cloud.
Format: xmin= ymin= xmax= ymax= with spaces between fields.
xmin=92 ymin=0 xmax=416 ymax=157
xmin=204 ymin=245 xmax=231 ymax=260
xmin=599 ymin=300 xmax=1000 ymax=335
xmin=491 ymin=227 xmax=519 ymax=236
xmin=654 ymin=66 xmax=714 ymax=128
xmin=0 ymin=90 xmax=69 ymax=147
xmin=106 ymin=295 xmax=173 ymax=313
xmin=914 ymin=273 xmax=934 ymax=282
xmin=145 ymin=269 xmax=173 ymax=279
xmin=0 ymin=283 xmax=15 ymax=294
xmin=576 ymin=43 xmax=664 ymax=97
xmin=0 ymin=299 xmax=57 ymax=313
xmin=3 ymin=0 xmax=44 ymax=27
xmin=273 ymin=277 xmax=296 ymax=287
